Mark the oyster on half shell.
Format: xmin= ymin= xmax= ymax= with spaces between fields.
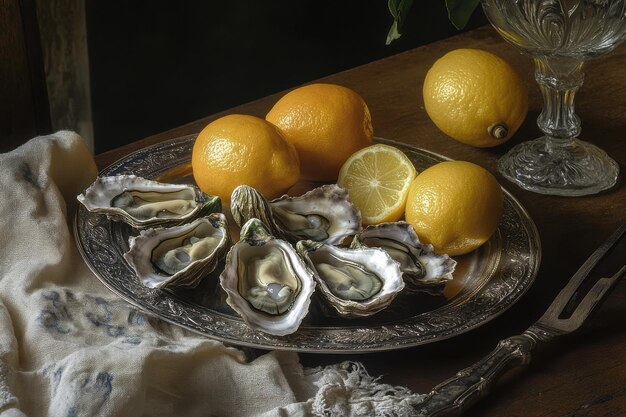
xmin=77 ymin=175 xmax=221 ymax=228
xmin=219 ymin=218 xmax=316 ymax=336
xmin=296 ymin=240 xmax=405 ymax=317
xmin=230 ymin=184 xmax=361 ymax=245
xmin=351 ymin=222 xmax=456 ymax=294
xmin=124 ymin=213 xmax=231 ymax=289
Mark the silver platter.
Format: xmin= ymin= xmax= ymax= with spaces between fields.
xmin=74 ymin=136 xmax=541 ymax=353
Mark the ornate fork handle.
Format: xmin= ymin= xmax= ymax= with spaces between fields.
xmin=414 ymin=326 xmax=556 ymax=417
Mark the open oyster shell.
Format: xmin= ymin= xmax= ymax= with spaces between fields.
xmin=219 ymin=218 xmax=316 ymax=336
xmin=124 ymin=213 xmax=231 ymax=289
xmin=77 ymin=175 xmax=221 ymax=228
xmin=230 ymin=184 xmax=361 ymax=245
xmin=296 ymin=240 xmax=405 ymax=317
xmin=351 ymin=222 xmax=456 ymax=294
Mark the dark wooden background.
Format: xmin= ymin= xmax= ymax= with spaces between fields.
xmin=84 ymin=1 xmax=486 ymax=153
xmin=0 ymin=0 xmax=488 ymax=154
xmin=0 ymin=0 xmax=51 ymax=153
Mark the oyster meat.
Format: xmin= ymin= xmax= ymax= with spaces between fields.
xmin=230 ymin=184 xmax=361 ymax=245
xmin=351 ymin=222 xmax=456 ymax=294
xmin=297 ymin=240 xmax=404 ymax=317
xmin=219 ymin=218 xmax=316 ymax=336
xmin=78 ymin=175 xmax=221 ymax=228
xmin=124 ymin=213 xmax=231 ymax=289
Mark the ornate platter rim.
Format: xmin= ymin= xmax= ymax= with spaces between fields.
xmin=74 ymin=135 xmax=541 ymax=353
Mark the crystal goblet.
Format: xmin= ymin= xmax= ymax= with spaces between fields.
xmin=480 ymin=0 xmax=626 ymax=196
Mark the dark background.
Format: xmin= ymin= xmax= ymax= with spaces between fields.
xmin=85 ymin=1 xmax=487 ymax=153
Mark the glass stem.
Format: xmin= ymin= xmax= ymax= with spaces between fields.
xmin=534 ymin=56 xmax=585 ymax=150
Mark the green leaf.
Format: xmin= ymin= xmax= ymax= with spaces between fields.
xmin=445 ymin=0 xmax=481 ymax=29
xmin=386 ymin=0 xmax=414 ymax=45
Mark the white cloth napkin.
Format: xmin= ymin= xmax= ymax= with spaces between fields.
xmin=0 ymin=131 xmax=424 ymax=417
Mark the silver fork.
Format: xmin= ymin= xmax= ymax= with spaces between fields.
xmin=414 ymin=221 xmax=626 ymax=417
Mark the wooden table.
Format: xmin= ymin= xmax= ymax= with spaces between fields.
xmin=96 ymin=25 xmax=626 ymax=416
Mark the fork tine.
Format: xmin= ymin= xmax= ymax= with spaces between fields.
xmin=557 ymin=265 xmax=626 ymax=333
xmin=540 ymin=222 xmax=626 ymax=324
xmin=566 ymin=222 xmax=626 ymax=287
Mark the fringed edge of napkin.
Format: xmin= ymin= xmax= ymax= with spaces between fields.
xmin=304 ymin=360 xmax=426 ymax=417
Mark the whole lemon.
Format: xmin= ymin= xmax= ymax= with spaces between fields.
xmin=404 ymin=161 xmax=503 ymax=256
xmin=266 ymin=83 xmax=373 ymax=182
xmin=191 ymin=114 xmax=300 ymax=205
xmin=423 ymin=49 xmax=528 ymax=148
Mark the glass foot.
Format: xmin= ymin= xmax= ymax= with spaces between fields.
xmin=497 ymin=137 xmax=619 ymax=197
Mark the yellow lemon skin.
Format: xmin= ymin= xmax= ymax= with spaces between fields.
xmin=191 ymin=114 xmax=300 ymax=206
xmin=423 ymin=49 xmax=528 ymax=148
xmin=266 ymin=83 xmax=373 ymax=182
xmin=337 ymin=144 xmax=417 ymax=225
xmin=404 ymin=161 xmax=503 ymax=256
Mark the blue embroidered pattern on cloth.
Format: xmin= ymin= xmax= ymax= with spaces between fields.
xmin=38 ymin=289 xmax=149 ymax=342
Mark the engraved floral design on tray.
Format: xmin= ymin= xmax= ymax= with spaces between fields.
xmin=74 ymin=136 xmax=541 ymax=353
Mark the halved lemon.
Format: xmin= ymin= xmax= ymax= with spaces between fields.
xmin=337 ymin=144 xmax=417 ymax=224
